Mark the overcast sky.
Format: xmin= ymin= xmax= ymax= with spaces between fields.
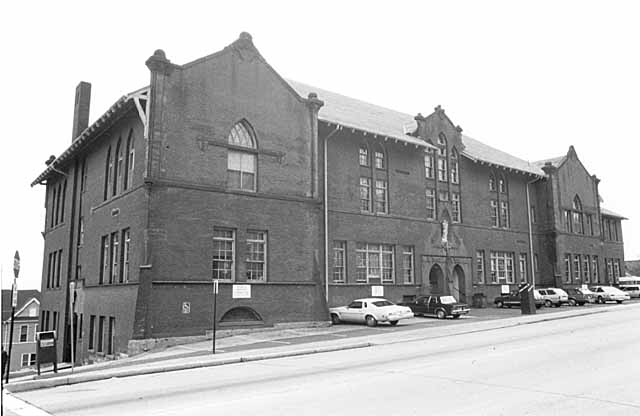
xmin=1 ymin=0 xmax=638 ymax=290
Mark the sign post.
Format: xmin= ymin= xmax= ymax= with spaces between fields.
xmin=212 ymin=279 xmax=219 ymax=354
xmin=5 ymin=251 xmax=20 ymax=383
xmin=69 ymin=281 xmax=76 ymax=372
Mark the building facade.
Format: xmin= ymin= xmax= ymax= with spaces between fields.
xmin=2 ymin=290 xmax=41 ymax=373
xmin=32 ymin=33 xmax=626 ymax=362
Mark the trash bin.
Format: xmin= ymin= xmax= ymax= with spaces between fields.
xmin=472 ymin=293 xmax=487 ymax=308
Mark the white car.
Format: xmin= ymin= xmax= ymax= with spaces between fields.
xmin=537 ymin=288 xmax=569 ymax=307
xmin=589 ymin=286 xmax=631 ymax=304
xmin=620 ymin=285 xmax=640 ymax=298
xmin=329 ymin=298 xmax=414 ymax=327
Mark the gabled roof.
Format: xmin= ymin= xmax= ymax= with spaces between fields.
xmin=531 ymin=155 xmax=566 ymax=170
xmin=1 ymin=290 xmax=40 ymax=321
xmin=600 ymin=207 xmax=627 ymax=220
xmin=288 ymin=80 xmax=432 ymax=149
xmin=461 ymin=135 xmax=544 ymax=177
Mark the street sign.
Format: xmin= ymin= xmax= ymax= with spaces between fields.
xmin=371 ymin=286 xmax=384 ymax=297
xmin=12 ymin=282 xmax=18 ymax=307
xmin=13 ymin=251 xmax=20 ymax=278
xmin=232 ymin=284 xmax=251 ymax=299
xmin=213 ymin=279 xmax=219 ymax=294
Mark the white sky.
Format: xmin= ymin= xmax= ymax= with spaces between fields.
xmin=1 ymin=0 xmax=639 ymax=290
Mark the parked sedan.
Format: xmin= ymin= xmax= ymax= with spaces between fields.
xmin=494 ymin=291 xmax=544 ymax=309
xmin=537 ymin=288 xmax=569 ymax=307
xmin=400 ymin=295 xmax=470 ymax=319
xmin=620 ymin=285 xmax=640 ymax=298
xmin=329 ymin=298 xmax=414 ymax=327
xmin=565 ymin=287 xmax=596 ymax=306
xmin=589 ymin=286 xmax=631 ymax=304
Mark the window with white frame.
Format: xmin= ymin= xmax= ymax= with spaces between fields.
xmin=490 ymin=200 xmax=498 ymax=227
xmin=573 ymin=254 xmax=581 ymax=281
xmin=246 ymin=231 xmax=267 ymax=281
xmin=125 ymin=131 xmax=135 ymax=190
xmin=100 ymin=235 xmax=109 ymax=285
xmin=437 ymin=158 xmax=448 ymax=181
xmin=476 ymin=250 xmax=485 ymax=284
xmin=333 ymin=241 xmax=346 ymax=283
xmin=110 ymin=231 xmax=119 ymax=284
xmin=402 ymin=246 xmax=414 ymax=284
xmin=426 ymin=188 xmax=436 ymax=220
xmin=500 ymin=201 xmax=510 ymax=228
xmin=583 ymin=255 xmax=590 ymax=283
xmin=490 ymin=251 xmax=514 ymax=284
xmin=355 ymin=243 xmax=394 ymax=283
xmin=606 ymin=258 xmax=613 ymax=282
xmin=374 ymin=150 xmax=385 ymax=169
xmin=227 ymin=121 xmax=257 ymax=191
xmin=613 ymin=259 xmax=621 ymax=281
xmin=21 ymin=353 xmax=36 ymax=367
xmin=489 ymin=175 xmax=496 ymax=191
xmin=592 ymin=256 xmax=599 ymax=283
xmin=572 ymin=196 xmax=584 ymax=234
xmin=519 ymin=253 xmax=527 ymax=283
xmin=564 ymin=253 xmax=571 ymax=283
xmin=375 ymin=180 xmax=388 ymax=214
xmin=452 ymin=193 xmax=461 ymax=223
xmin=212 ymin=228 xmax=235 ymax=281
xmin=424 ymin=152 xmax=434 ymax=179
xmin=360 ymin=177 xmax=371 ymax=212
xmin=498 ymin=177 xmax=507 ymax=193
xmin=122 ymin=228 xmax=130 ymax=283
xmin=359 ymin=146 xmax=369 ymax=166
xmin=19 ymin=325 xmax=28 ymax=343
xmin=450 ymin=148 xmax=459 ymax=184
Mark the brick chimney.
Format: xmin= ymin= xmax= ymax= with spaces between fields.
xmin=72 ymin=81 xmax=91 ymax=141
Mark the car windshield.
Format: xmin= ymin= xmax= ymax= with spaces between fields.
xmin=440 ymin=296 xmax=457 ymax=304
xmin=372 ymin=300 xmax=394 ymax=307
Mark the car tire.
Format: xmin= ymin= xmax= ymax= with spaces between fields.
xmin=330 ymin=313 xmax=341 ymax=325
xmin=496 ymin=300 xmax=504 ymax=308
xmin=535 ymin=304 xmax=542 ymax=309
xmin=616 ymin=300 xmax=623 ymax=304
xmin=579 ymin=302 xmax=585 ymax=306
xmin=389 ymin=320 xmax=399 ymax=326
xmin=545 ymin=300 xmax=552 ymax=308
xmin=568 ymin=299 xmax=577 ymax=306
xmin=436 ymin=309 xmax=446 ymax=319
xmin=554 ymin=302 xmax=560 ymax=308
xmin=452 ymin=315 xmax=461 ymax=319
xmin=365 ymin=315 xmax=378 ymax=327
xmin=597 ymin=296 xmax=604 ymax=304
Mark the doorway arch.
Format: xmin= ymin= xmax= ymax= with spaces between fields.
xmin=429 ymin=264 xmax=445 ymax=294
xmin=452 ymin=265 xmax=466 ymax=303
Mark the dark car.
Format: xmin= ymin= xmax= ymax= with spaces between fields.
xmin=494 ymin=291 xmax=543 ymax=309
xmin=400 ymin=295 xmax=470 ymax=319
xmin=565 ymin=287 xmax=596 ymax=306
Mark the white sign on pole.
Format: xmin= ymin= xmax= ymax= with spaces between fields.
xmin=213 ymin=280 xmax=219 ymax=294
xmin=182 ymin=302 xmax=191 ymax=314
xmin=501 ymin=284 xmax=510 ymax=295
xmin=371 ymin=286 xmax=384 ymax=297
xmin=232 ymin=284 xmax=251 ymax=299
xmin=12 ymin=281 xmax=18 ymax=307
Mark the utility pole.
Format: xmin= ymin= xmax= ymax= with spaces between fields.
xmin=6 ymin=251 xmax=20 ymax=383
xmin=212 ymin=279 xmax=218 ymax=354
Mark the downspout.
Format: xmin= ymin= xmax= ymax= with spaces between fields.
xmin=323 ymin=126 xmax=340 ymax=303
xmin=526 ymin=177 xmax=540 ymax=289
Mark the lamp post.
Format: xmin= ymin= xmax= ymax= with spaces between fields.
xmin=5 ymin=251 xmax=20 ymax=383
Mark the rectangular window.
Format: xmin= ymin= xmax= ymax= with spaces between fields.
xmin=374 ymin=180 xmax=388 ymax=214
xmin=127 ymin=143 xmax=135 ymax=190
xmin=374 ymin=151 xmax=385 ymax=169
xmin=46 ymin=252 xmax=53 ymax=289
xmin=451 ymin=193 xmax=461 ymax=223
xmin=606 ymin=258 xmax=613 ymax=282
xmin=519 ymin=253 xmax=527 ymax=283
xmin=359 ymin=177 xmax=371 ymax=212
xmin=490 ymin=251 xmax=514 ymax=284
xmin=613 ymin=260 xmax=621 ymax=281
xmin=19 ymin=325 xmax=28 ymax=343
xmin=110 ymin=232 xmax=119 ymax=284
xmin=585 ymin=214 xmax=593 ymax=235
xmin=355 ymin=243 xmax=395 ymax=283
xmin=437 ymin=158 xmax=447 ymax=181
xmin=100 ymin=235 xmax=109 ymax=285
xmin=450 ymin=160 xmax=459 ymax=184
xmin=476 ymin=250 xmax=485 ymax=284
xmin=356 ymin=243 xmax=367 ymax=282
xmin=426 ymin=189 xmax=436 ymax=220
xmin=332 ymin=241 xmax=346 ymax=283
xmin=564 ymin=210 xmax=572 ymax=232
xmin=89 ymin=315 xmax=96 ymax=350
xmin=122 ymin=228 xmax=131 ymax=283
xmin=212 ymin=228 xmax=235 ymax=281
xmin=402 ymin=246 xmax=414 ymax=284
xmin=227 ymin=151 xmax=256 ymax=191
xmin=246 ymin=230 xmax=267 ymax=281
xmin=424 ymin=153 xmax=434 ymax=179
xmin=613 ymin=222 xmax=619 ymax=241
xmin=108 ymin=317 xmax=115 ymax=355
xmin=564 ymin=254 xmax=571 ymax=284
xmin=500 ymin=201 xmax=510 ymax=228
xmin=21 ymin=354 xmax=30 ymax=368
xmin=359 ymin=147 xmax=369 ymax=166
xmin=490 ymin=200 xmax=498 ymax=227
xmin=573 ymin=211 xmax=583 ymax=234
xmin=573 ymin=254 xmax=581 ymax=281
xmin=97 ymin=316 xmax=105 ymax=353
xmin=592 ymin=256 xmax=599 ymax=283
xmin=583 ymin=255 xmax=591 ymax=284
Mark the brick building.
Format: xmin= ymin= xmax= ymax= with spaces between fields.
xmin=31 ymin=33 xmax=626 ymax=362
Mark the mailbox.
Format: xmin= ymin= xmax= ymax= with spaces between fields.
xmin=36 ymin=331 xmax=58 ymax=375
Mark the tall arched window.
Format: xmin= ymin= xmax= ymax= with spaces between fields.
xmin=437 ymin=133 xmax=448 ymax=181
xmin=124 ymin=130 xmax=135 ymax=191
xmin=498 ymin=175 xmax=507 ymax=193
xmin=573 ymin=195 xmax=584 ymax=234
xmin=227 ymin=120 xmax=257 ymax=191
xmin=359 ymin=144 xmax=369 ymax=167
xmin=450 ymin=147 xmax=459 ymax=184
xmin=104 ymin=146 xmax=112 ymax=201
xmin=114 ymin=138 xmax=124 ymax=195
xmin=489 ymin=174 xmax=496 ymax=191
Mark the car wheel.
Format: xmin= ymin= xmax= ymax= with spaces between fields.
xmin=436 ymin=310 xmax=446 ymax=319
xmin=452 ymin=315 xmax=461 ymax=319
xmin=568 ymin=299 xmax=577 ymax=306
xmin=330 ymin=313 xmax=341 ymax=325
xmin=597 ymin=296 xmax=604 ymax=304
xmin=554 ymin=302 xmax=560 ymax=308
xmin=545 ymin=300 xmax=552 ymax=308
xmin=579 ymin=302 xmax=585 ymax=306
xmin=616 ymin=300 xmax=623 ymax=304
xmin=365 ymin=315 xmax=378 ymax=327
xmin=496 ymin=300 xmax=504 ymax=308
xmin=389 ymin=320 xmax=399 ymax=326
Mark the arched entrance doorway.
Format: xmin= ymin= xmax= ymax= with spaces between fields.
xmin=452 ymin=265 xmax=466 ymax=303
xmin=429 ymin=264 xmax=445 ymax=294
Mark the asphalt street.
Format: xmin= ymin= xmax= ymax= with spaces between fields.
xmin=11 ymin=304 xmax=640 ymax=415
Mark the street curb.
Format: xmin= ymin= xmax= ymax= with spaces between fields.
xmin=4 ymin=342 xmax=373 ymax=393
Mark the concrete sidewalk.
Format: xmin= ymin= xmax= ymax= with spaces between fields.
xmin=5 ymin=301 xmax=639 ymax=393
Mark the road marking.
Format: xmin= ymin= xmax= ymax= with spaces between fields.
xmin=3 ymin=391 xmax=53 ymax=416
xmin=268 ymin=340 xmax=291 ymax=344
xmin=326 ymin=333 xmax=348 ymax=337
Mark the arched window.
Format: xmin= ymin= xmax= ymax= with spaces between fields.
xmin=489 ymin=174 xmax=496 ymax=191
xmin=573 ymin=195 xmax=584 ymax=234
xmin=359 ymin=144 xmax=369 ymax=167
xmin=104 ymin=146 xmax=112 ymax=201
xmin=114 ymin=138 xmax=123 ymax=195
xmin=450 ymin=147 xmax=459 ymax=184
xmin=437 ymin=133 xmax=448 ymax=182
xmin=498 ymin=175 xmax=507 ymax=193
xmin=227 ymin=120 xmax=257 ymax=191
xmin=124 ymin=130 xmax=135 ymax=191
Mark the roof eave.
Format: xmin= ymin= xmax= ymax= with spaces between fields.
xmin=461 ymin=152 xmax=544 ymax=178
